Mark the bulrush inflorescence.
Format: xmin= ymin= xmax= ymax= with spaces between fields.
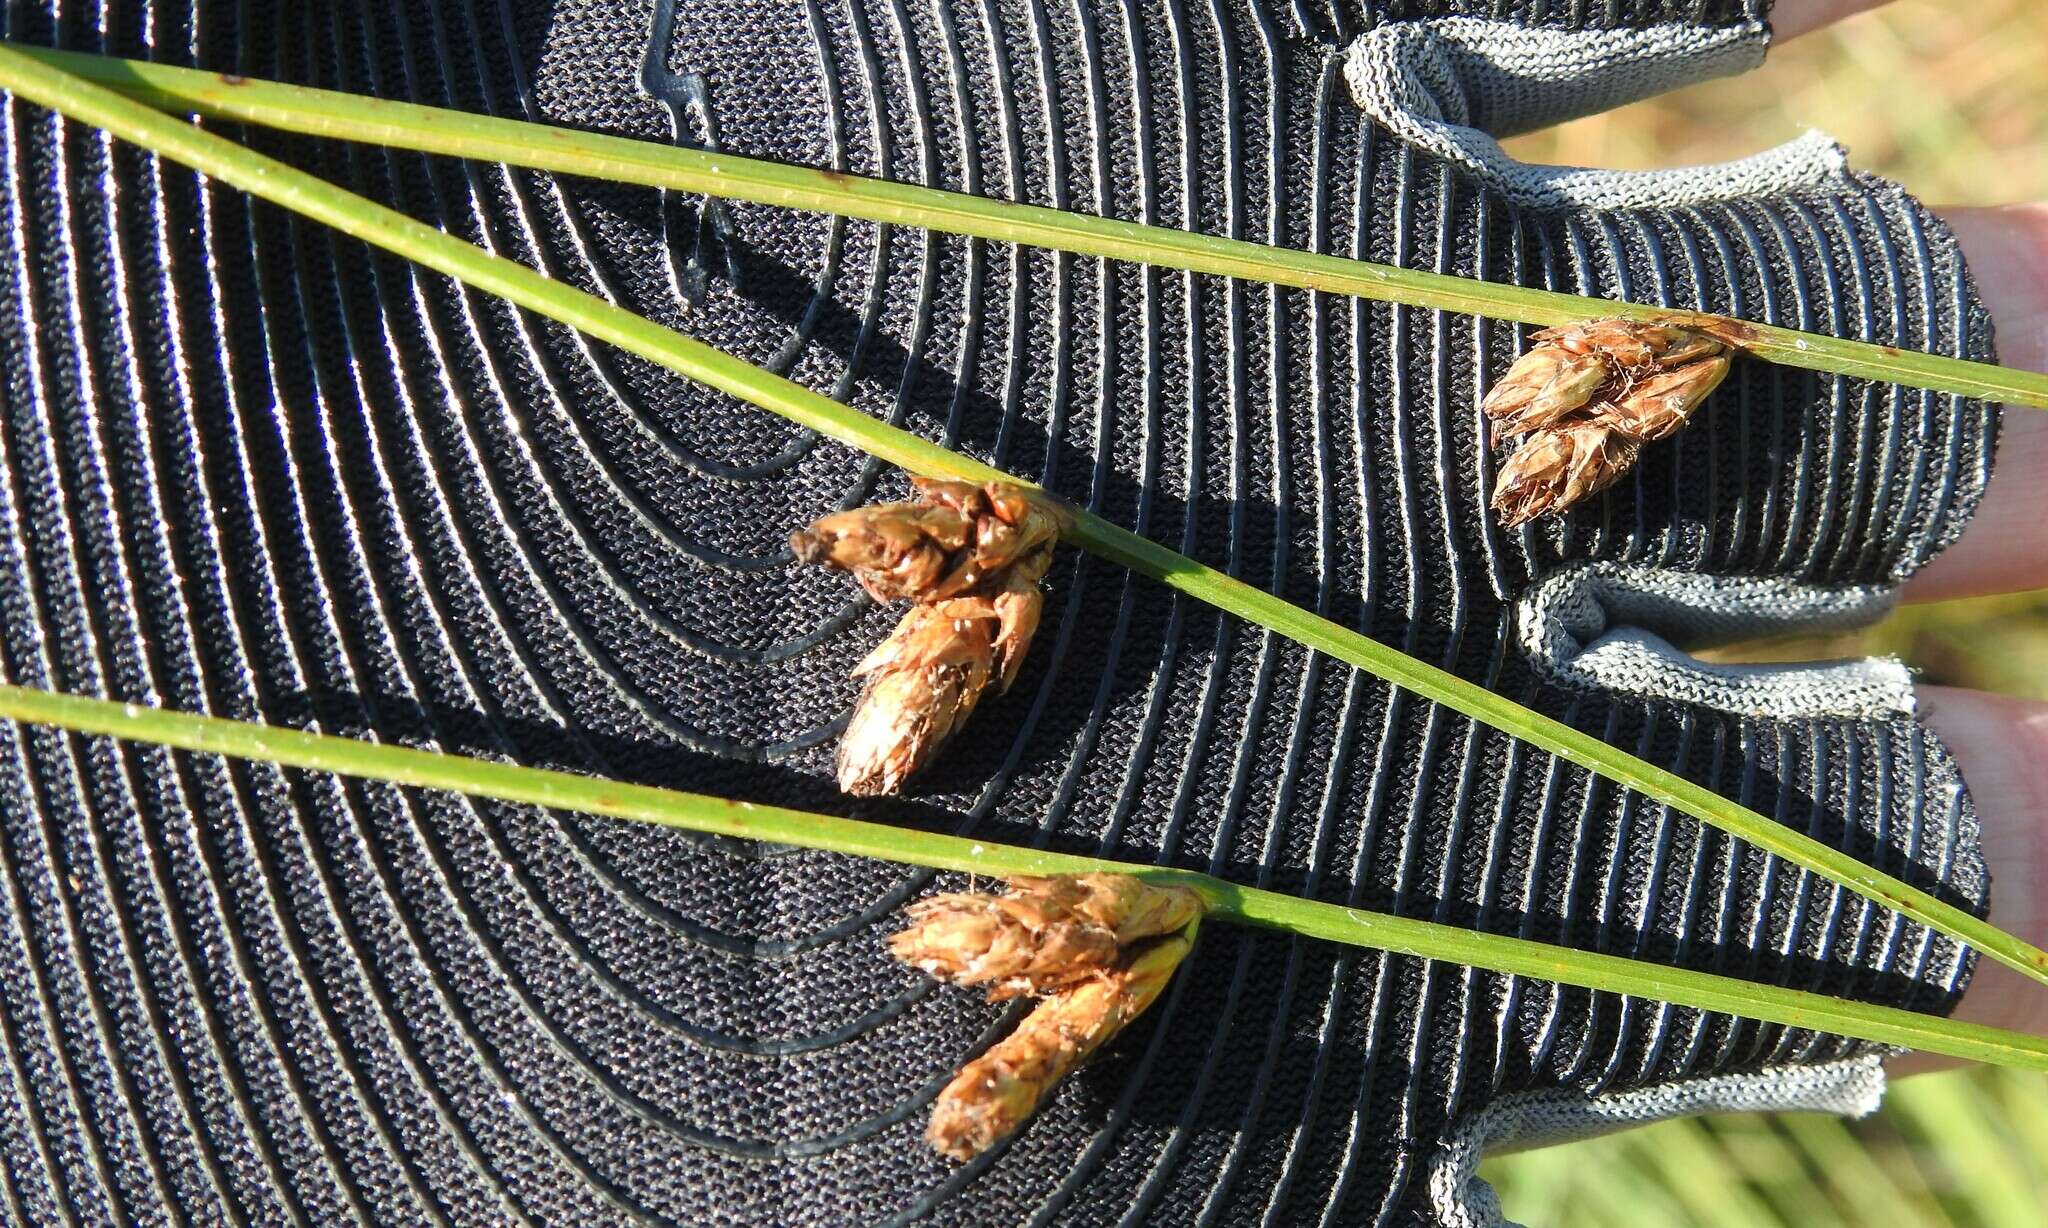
xmin=890 ymin=874 xmax=1203 ymax=999
xmin=792 ymin=478 xmax=1066 ymax=795
xmin=890 ymin=874 xmax=1204 ymax=1160
xmin=1485 ymin=319 xmax=1734 ymax=527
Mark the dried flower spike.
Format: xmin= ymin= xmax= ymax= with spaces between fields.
xmin=893 ymin=874 xmax=1206 ymax=1159
xmin=1491 ymin=421 xmax=1638 ymax=529
xmin=798 ymin=479 xmax=1067 ymax=795
xmin=925 ymin=925 xmax=1196 ymax=1162
xmin=790 ymin=501 xmax=972 ymax=603
xmin=988 ymin=548 xmax=1052 ymax=692
xmin=1533 ymin=319 xmax=1724 ymax=371
xmin=791 ymin=479 xmax=1064 ymax=605
xmin=889 ymin=874 xmax=1204 ymax=999
xmin=1600 ymin=355 xmax=1731 ymax=442
xmin=1483 ymin=318 xmax=1734 ymax=526
xmin=836 ymin=600 xmax=998 ymax=796
xmin=1482 ymin=344 xmax=1610 ymax=438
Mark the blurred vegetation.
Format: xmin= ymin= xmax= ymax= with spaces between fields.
xmin=1482 ymin=1067 xmax=2048 ymax=1228
xmin=1485 ymin=2 xmax=2048 ymax=1222
xmin=1503 ymin=0 xmax=2048 ymax=206
xmin=1710 ymin=591 xmax=2048 ymax=703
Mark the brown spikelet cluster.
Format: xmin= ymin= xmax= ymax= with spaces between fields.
xmin=1485 ymin=319 xmax=1735 ymax=527
xmin=889 ymin=875 xmax=1204 ymax=1161
xmin=791 ymin=479 xmax=1066 ymax=795
xmin=889 ymin=874 xmax=1203 ymax=999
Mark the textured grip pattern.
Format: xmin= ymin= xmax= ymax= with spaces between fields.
xmin=0 ymin=1 xmax=1992 ymax=1225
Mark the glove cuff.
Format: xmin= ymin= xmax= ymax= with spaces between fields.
xmin=1518 ymin=564 xmax=1908 ymax=716
xmin=1341 ymin=16 xmax=1870 ymax=211
xmin=1350 ymin=15 xmax=1770 ymax=141
xmin=1433 ymin=1053 xmax=1884 ymax=1227
xmin=1373 ymin=2 xmax=1771 ymax=30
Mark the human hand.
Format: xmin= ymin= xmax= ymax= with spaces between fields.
xmin=1760 ymin=0 xmax=2048 ymax=1074
xmin=1896 ymin=201 xmax=2048 ymax=1072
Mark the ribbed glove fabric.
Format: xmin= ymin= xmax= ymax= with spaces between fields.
xmin=0 ymin=0 xmax=1998 ymax=1224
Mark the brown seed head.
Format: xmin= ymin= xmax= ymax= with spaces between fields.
xmin=850 ymin=598 xmax=999 ymax=676
xmin=796 ymin=481 xmax=1065 ymax=605
xmin=1491 ymin=421 xmax=1638 ymax=529
xmin=1646 ymin=310 xmax=1761 ymax=351
xmin=890 ymin=890 xmax=1119 ymax=1000
xmin=908 ymin=478 xmax=992 ymax=519
xmin=888 ymin=874 xmax=1204 ymax=998
xmin=1532 ymin=320 xmax=1724 ymax=370
xmin=928 ymin=486 xmax=1064 ymax=600
xmin=803 ymin=480 xmax=1068 ymax=793
xmin=1597 ymin=354 xmax=1731 ymax=442
xmin=1635 ymin=325 xmax=1724 ymax=367
xmin=1024 ymin=874 xmax=1205 ymax=946
xmin=836 ymin=602 xmax=997 ymax=796
xmin=1482 ymin=345 xmax=1611 ymax=438
xmin=989 ymin=547 xmax=1053 ymax=691
xmin=790 ymin=502 xmax=972 ymax=602
xmin=924 ymin=927 xmax=1194 ymax=1162
xmin=983 ymin=483 xmax=1065 ymax=533
xmin=1488 ymin=319 xmax=1732 ymax=526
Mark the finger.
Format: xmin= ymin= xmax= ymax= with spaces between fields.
xmin=1772 ymin=0 xmax=1895 ymax=42
xmin=1901 ymin=204 xmax=2048 ymax=603
xmin=1887 ymin=685 xmax=2048 ymax=1076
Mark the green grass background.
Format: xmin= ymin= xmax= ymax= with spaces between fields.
xmin=1483 ymin=2 xmax=2048 ymax=1222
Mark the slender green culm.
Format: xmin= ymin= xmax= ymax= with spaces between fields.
xmin=2 ymin=42 xmax=2041 ymax=994
xmin=11 ymin=42 xmax=2048 ymax=411
xmin=0 ymin=682 xmax=2041 ymax=1070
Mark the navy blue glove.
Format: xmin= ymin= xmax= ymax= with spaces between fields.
xmin=0 ymin=1 xmax=1995 ymax=1224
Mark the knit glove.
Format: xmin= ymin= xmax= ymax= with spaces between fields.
xmin=0 ymin=1 xmax=1995 ymax=1225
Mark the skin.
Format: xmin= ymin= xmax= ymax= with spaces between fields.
xmin=1772 ymin=0 xmax=1897 ymax=41
xmin=1896 ymin=207 xmax=2048 ymax=1073
xmin=1772 ymin=1 xmax=2048 ymax=1071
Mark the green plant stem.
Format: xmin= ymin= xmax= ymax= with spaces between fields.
xmin=0 ymin=681 xmax=2041 ymax=1070
xmin=3 ymin=42 xmax=2041 ymax=994
xmin=12 ymin=42 xmax=2048 ymax=411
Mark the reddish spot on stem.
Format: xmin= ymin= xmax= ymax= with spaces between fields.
xmin=1648 ymin=310 xmax=1760 ymax=349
